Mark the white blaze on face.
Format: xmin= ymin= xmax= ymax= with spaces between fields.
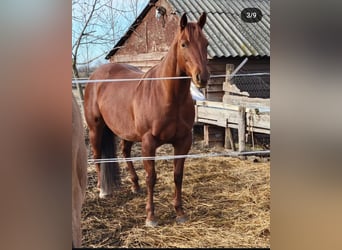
xmin=190 ymin=82 xmax=206 ymax=101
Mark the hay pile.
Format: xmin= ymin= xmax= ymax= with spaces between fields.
xmin=81 ymin=138 xmax=270 ymax=248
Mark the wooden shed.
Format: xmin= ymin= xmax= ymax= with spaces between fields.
xmin=106 ymin=0 xmax=270 ymax=100
xmin=105 ymin=0 xmax=270 ymax=148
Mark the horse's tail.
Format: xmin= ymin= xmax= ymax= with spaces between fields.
xmin=99 ymin=125 xmax=121 ymax=197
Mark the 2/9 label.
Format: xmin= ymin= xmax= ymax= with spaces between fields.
xmin=241 ymin=8 xmax=262 ymax=23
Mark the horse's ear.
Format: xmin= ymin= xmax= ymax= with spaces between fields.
xmin=197 ymin=12 xmax=207 ymax=29
xmin=180 ymin=13 xmax=187 ymax=30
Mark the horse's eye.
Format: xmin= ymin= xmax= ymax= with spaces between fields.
xmin=181 ymin=42 xmax=187 ymax=48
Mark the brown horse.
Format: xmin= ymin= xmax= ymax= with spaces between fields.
xmin=84 ymin=13 xmax=209 ymax=226
xmin=72 ymin=93 xmax=88 ymax=247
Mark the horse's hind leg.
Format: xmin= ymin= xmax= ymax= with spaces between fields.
xmin=120 ymin=140 xmax=140 ymax=193
xmin=88 ymin=122 xmax=105 ymax=191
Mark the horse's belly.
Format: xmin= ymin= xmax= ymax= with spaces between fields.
xmin=100 ymin=103 xmax=141 ymax=141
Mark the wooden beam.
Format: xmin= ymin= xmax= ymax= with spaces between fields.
xmin=113 ymin=52 xmax=166 ymax=63
xmin=225 ymin=123 xmax=236 ymax=150
xmin=238 ymin=106 xmax=246 ymax=153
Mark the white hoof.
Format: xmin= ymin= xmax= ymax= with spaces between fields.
xmin=145 ymin=219 xmax=158 ymax=227
xmin=99 ymin=191 xmax=111 ymax=199
xmin=176 ymin=215 xmax=188 ymax=224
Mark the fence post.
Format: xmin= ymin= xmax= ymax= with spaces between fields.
xmin=222 ymin=64 xmax=234 ymax=104
xmin=76 ymin=82 xmax=84 ymax=101
xmin=238 ymin=106 xmax=246 ymax=154
xmin=225 ymin=119 xmax=236 ymax=150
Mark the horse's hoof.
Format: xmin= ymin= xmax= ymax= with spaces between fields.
xmin=131 ymin=187 xmax=141 ymax=194
xmin=176 ymin=215 xmax=188 ymax=224
xmin=145 ymin=219 xmax=158 ymax=227
xmin=99 ymin=191 xmax=112 ymax=199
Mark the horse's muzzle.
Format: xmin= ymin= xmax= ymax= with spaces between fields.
xmin=193 ymin=72 xmax=209 ymax=88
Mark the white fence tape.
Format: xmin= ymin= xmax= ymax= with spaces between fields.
xmin=88 ymin=150 xmax=270 ymax=164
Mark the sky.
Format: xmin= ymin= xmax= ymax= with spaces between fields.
xmin=72 ymin=0 xmax=148 ymax=69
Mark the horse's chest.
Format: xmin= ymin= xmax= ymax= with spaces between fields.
xmin=160 ymin=121 xmax=181 ymax=140
xmin=152 ymin=110 xmax=194 ymax=141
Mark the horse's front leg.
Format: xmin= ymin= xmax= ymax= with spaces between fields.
xmin=173 ymin=132 xmax=192 ymax=223
xmin=141 ymin=133 xmax=158 ymax=227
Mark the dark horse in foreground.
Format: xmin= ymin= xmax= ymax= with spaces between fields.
xmin=72 ymin=93 xmax=88 ymax=247
xmin=84 ymin=13 xmax=209 ymax=226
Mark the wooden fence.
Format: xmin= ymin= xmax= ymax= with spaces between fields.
xmin=195 ymin=100 xmax=270 ymax=150
xmin=195 ymin=64 xmax=270 ymax=151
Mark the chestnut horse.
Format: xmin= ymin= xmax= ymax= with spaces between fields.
xmin=72 ymin=93 xmax=88 ymax=247
xmin=84 ymin=13 xmax=209 ymax=226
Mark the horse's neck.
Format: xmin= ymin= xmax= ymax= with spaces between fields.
xmin=154 ymin=43 xmax=191 ymax=102
xmin=159 ymin=42 xmax=179 ymax=77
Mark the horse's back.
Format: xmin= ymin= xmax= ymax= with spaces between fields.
xmin=90 ymin=63 xmax=143 ymax=80
xmin=85 ymin=63 xmax=143 ymax=96
xmin=72 ymin=93 xmax=87 ymax=247
xmin=85 ymin=63 xmax=144 ymax=98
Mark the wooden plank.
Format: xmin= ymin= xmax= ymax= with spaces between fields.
xmin=204 ymin=125 xmax=225 ymax=147
xmin=196 ymin=100 xmax=270 ymax=119
xmin=225 ymin=64 xmax=234 ymax=83
xmin=197 ymin=106 xmax=225 ymax=121
xmin=196 ymin=100 xmax=239 ymax=110
xmin=207 ymin=82 xmax=223 ymax=89
xmin=205 ymin=94 xmax=223 ymax=102
xmin=197 ymin=118 xmax=227 ymax=128
xmin=206 ymin=77 xmax=224 ymax=101
xmin=223 ymin=95 xmax=270 ymax=108
xmin=196 ymin=105 xmax=240 ymax=122
xmin=198 ymin=117 xmax=269 ymax=134
xmin=113 ymin=52 xmax=166 ymax=62
xmin=238 ymin=106 xmax=246 ymax=153
xmin=196 ymin=108 xmax=239 ymax=127
xmin=195 ymin=101 xmax=270 ymax=136
xmin=246 ymin=127 xmax=270 ymax=134
xmin=225 ymin=127 xmax=236 ymax=150
xmin=223 ymin=81 xmax=249 ymax=96
xmin=247 ymin=112 xmax=270 ymax=130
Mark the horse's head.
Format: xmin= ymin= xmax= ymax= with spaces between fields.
xmin=176 ymin=12 xmax=210 ymax=88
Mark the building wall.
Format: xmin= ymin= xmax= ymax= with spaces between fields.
xmin=110 ymin=0 xmax=178 ymax=71
xmin=109 ymin=0 xmax=270 ymax=101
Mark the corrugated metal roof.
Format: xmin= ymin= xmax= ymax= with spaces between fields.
xmin=105 ymin=0 xmax=270 ymax=59
xmin=167 ymin=0 xmax=270 ymax=58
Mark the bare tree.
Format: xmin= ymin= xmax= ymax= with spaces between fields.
xmin=72 ymin=0 xmax=146 ymax=78
xmin=129 ymin=0 xmax=143 ymax=18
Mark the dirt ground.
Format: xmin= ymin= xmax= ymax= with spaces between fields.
xmin=80 ymin=131 xmax=270 ymax=248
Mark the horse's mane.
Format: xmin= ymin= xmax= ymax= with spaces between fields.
xmin=136 ymin=64 xmax=159 ymax=88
